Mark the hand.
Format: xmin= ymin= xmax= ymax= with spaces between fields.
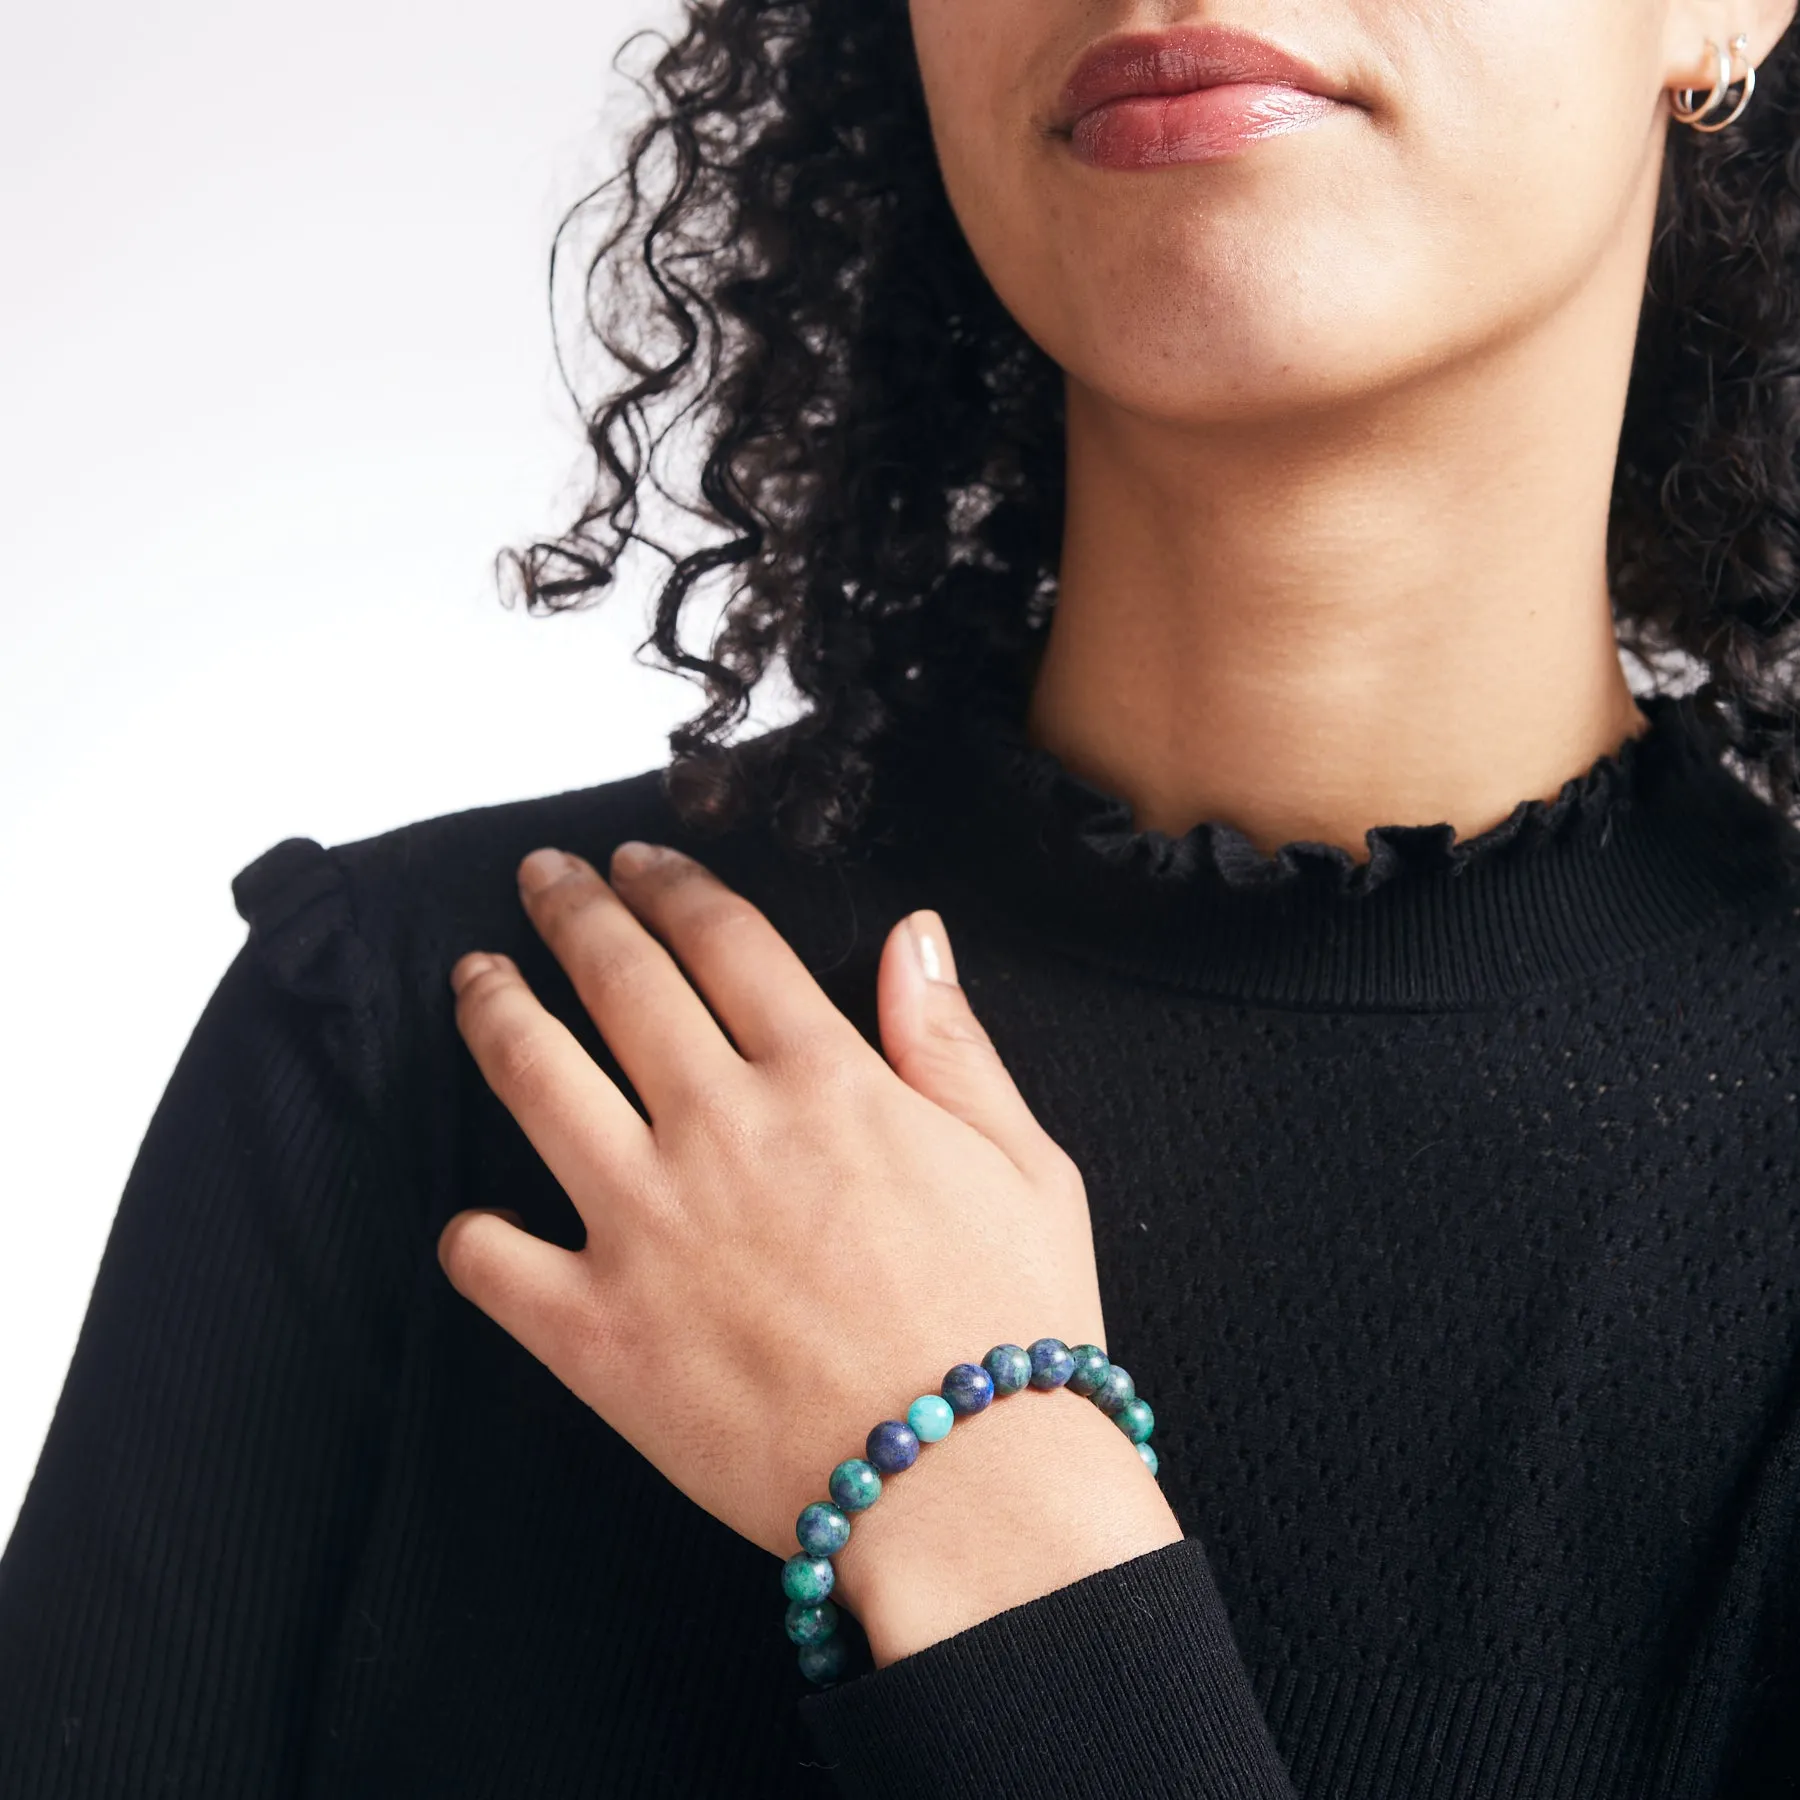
xmin=437 ymin=840 xmax=1144 ymax=1596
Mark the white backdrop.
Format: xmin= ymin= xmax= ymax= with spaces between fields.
xmin=0 ymin=0 xmax=804 ymax=1545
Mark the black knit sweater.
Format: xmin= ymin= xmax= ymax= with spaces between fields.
xmin=2 ymin=690 xmax=1798 ymax=1799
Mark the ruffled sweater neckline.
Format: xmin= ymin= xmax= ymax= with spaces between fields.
xmin=863 ymin=688 xmax=1797 ymax=1010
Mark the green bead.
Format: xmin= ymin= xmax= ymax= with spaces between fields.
xmin=907 ymin=1394 xmax=955 ymax=1442
xmin=1115 ymin=1397 xmax=1155 ymax=1444
xmin=1066 ymin=1344 xmax=1111 ymax=1397
xmin=798 ymin=1635 xmax=849 ymax=1684
xmin=781 ymin=1553 xmax=836 ymax=1604
xmin=1092 ymin=1363 xmax=1136 ymax=1416
xmin=785 ymin=1598 xmax=840 ymax=1646
xmin=795 ymin=1501 xmax=852 ymax=1557
xmin=829 ymin=1458 xmax=882 ymax=1512
xmin=1137 ymin=1440 xmax=1160 ymax=1477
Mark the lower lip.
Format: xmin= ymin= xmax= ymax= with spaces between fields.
xmin=1069 ymin=83 xmax=1341 ymax=170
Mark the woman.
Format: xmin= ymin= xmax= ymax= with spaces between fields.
xmin=3 ymin=0 xmax=1798 ymax=1794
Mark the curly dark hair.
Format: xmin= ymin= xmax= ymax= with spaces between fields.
xmin=502 ymin=3 xmax=1800 ymax=855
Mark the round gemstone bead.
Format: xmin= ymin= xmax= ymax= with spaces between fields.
xmin=1066 ymin=1344 xmax=1111 ymax=1397
xmin=798 ymin=1634 xmax=849 ymax=1685
xmin=907 ymin=1394 xmax=955 ymax=1442
xmin=982 ymin=1343 xmax=1033 ymax=1396
xmin=942 ymin=1362 xmax=995 ymax=1415
xmin=828 ymin=1458 xmax=882 ymax=1512
xmin=781 ymin=1554 xmax=836 ymax=1605
xmin=1137 ymin=1440 xmax=1160 ymax=1477
xmin=795 ymin=1501 xmax=852 ymax=1557
xmin=1092 ymin=1363 xmax=1136 ymax=1416
xmin=1115 ymin=1397 xmax=1155 ymax=1444
xmin=1028 ymin=1337 xmax=1076 ymax=1390
xmin=866 ymin=1419 xmax=920 ymax=1474
xmin=785 ymin=1598 xmax=840 ymax=1646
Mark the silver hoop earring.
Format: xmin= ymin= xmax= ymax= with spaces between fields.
xmin=1673 ymin=34 xmax=1758 ymax=132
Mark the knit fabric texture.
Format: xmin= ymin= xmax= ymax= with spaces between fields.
xmin=1 ymin=690 xmax=1797 ymax=1798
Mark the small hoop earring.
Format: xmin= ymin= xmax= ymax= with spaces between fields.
xmin=1673 ymin=34 xmax=1758 ymax=133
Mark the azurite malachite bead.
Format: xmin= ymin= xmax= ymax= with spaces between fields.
xmin=866 ymin=1419 xmax=920 ymax=1473
xmin=1115 ymin=1397 xmax=1155 ymax=1444
xmin=907 ymin=1394 xmax=954 ymax=1442
xmin=1028 ymin=1337 xmax=1076 ymax=1390
xmin=795 ymin=1501 xmax=852 ymax=1557
xmin=1137 ymin=1441 xmax=1160 ymax=1477
xmin=1066 ymin=1344 xmax=1111 ymax=1397
xmin=1092 ymin=1363 xmax=1136 ymax=1416
xmin=982 ymin=1343 xmax=1033 ymax=1397
xmin=798 ymin=1635 xmax=849 ymax=1685
xmin=785 ymin=1598 xmax=840 ymax=1646
xmin=781 ymin=1554 xmax=836 ymax=1605
xmin=828 ymin=1458 xmax=882 ymax=1512
xmin=942 ymin=1362 xmax=995 ymax=1415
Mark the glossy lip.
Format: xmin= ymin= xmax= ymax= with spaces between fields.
xmin=1052 ymin=23 xmax=1349 ymax=137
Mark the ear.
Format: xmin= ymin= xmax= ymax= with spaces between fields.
xmin=1661 ymin=0 xmax=1796 ymax=95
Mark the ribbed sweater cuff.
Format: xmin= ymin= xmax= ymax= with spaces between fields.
xmin=796 ymin=1535 xmax=1298 ymax=1799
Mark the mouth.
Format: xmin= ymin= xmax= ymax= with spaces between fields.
xmin=1051 ymin=23 xmax=1353 ymax=168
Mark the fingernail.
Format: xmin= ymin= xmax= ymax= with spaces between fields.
xmin=611 ymin=840 xmax=668 ymax=877
xmin=908 ymin=911 xmax=956 ymax=985
xmin=519 ymin=847 xmax=576 ymax=894
xmin=451 ymin=953 xmax=499 ymax=994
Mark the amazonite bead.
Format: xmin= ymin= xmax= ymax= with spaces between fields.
xmin=866 ymin=1419 xmax=920 ymax=1473
xmin=1092 ymin=1363 xmax=1136 ymax=1416
xmin=828 ymin=1458 xmax=882 ymax=1512
xmin=1028 ymin=1337 xmax=1076 ymax=1389
xmin=982 ymin=1343 xmax=1032 ymax=1396
xmin=781 ymin=1554 xmax=836 ymax=1605
xmin=785 ymin=1598 xmax=840 ymax=1646
xmin=1066 ymin=1344 xmax=1111 ymax=1397
xmin=942 ymin=1362 xmax=995 ymax=1414
xmin=1138 ymin=1440 xmax=1160 ymax=1477
xmin=795 ymin=1501 xmax=851 ymax=1557
xmin=1116 ymin=1397 xmax=1155 ymax=1444
xmin=908 ymin=1394 xmax=954 ymax=1442
xmin=798 ymin=1634 xmax=849 ymax=1684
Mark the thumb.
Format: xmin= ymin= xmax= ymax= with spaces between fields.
xmin=878 ymin=909 xmax=1060 ymax=1180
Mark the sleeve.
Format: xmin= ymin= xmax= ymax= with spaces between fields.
xmin=0 ymin=836 xmax=417 ymax=1799
xmin=796 ymin=1535 xmax=1302 ymax=1800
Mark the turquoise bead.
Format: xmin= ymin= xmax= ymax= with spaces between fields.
xmin=1115 ymin=1397 xmax=1155 ymax=1444
xmin=795 ymin=1501 xmax=851 ymax=1557
xmin=907 ymin=1394 xmax=954 ymax=1442
xmin=798 ymin=1634 xmax=849 ymax=1684
xmin=829 ymin=1458 xmax=882 ymax=1512
xmin=1137 ymin=1440 xmax=1160 ymax=1477
xmin=781 ymin=1553 xmax=836 ymax=1604
xmin=1066 ymin=1344 xmax=1111 ymax=1397
xmin=1028 ymin=1337 xmax=1076 ymax=1389
xmin=1092 ymin=1363 xmax=1136 ymax=1416
xmin=785 ymin=1598 xmax=840 ymax=1646
xmin=982 ymin=1343 xmax=1033 ymax=1396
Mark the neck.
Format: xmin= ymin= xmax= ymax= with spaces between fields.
xmin=1025 ymin=197 xmax=1654 ymax=861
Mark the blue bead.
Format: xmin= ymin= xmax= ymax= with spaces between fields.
xmin=781 ymin=1553 xmax=836 ymax=1604
xmin=1028 ymin=1337 xmax=1076 ymax=1389
xmin=1137 ymin=1440 xmax=1160 ymax=1478
xmin=982 ymin=1343 xmax=1033 ymax=1396
xmin=1092 ymin=1363 xmax=1136 ymax=1415
xmin=942 ymin=1362 xmax=995 ymax=1414
xmin=907 ymin=1394 xmax=954 ymax=1442
xmin=866 ymin=1419 xmax=920 ymax=1473
xmin=828 ymin=1458 xmax=883 ymax=1512
xmin=1116 ymin=1397 xmax=1155 ymax=1444
xmin=795 ymin=1501 xmax=852 ymax=1557
xmin=785 ymin=1598 xmax=840 ymax=1646
xmin=1066 ymin=1344 xmax=1111 ymax=1397
xmin=798 ymin=1634 xmax=849 ymax=1684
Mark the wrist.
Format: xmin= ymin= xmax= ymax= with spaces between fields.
xmin=828 ymin=1382 xmax=1183 ymax=1668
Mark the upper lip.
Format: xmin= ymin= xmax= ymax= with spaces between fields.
xmin=1052 ymin=24 xmax=1343 ymax=133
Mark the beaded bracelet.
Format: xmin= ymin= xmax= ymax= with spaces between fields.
xmin=780 ymin=1336 xmax=1158 ymax=1686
